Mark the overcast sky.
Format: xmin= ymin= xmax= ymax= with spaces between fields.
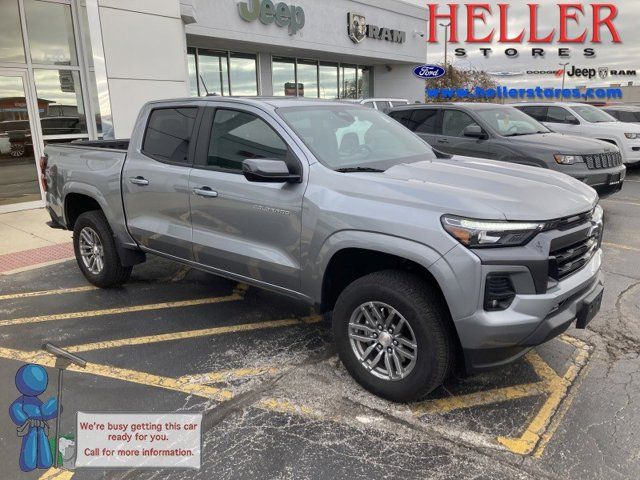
xmin=400 ymin=0 xmax=637 ymax=88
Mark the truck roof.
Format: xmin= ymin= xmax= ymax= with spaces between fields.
xmin=145 ymin=96 xmax=356 ymax=109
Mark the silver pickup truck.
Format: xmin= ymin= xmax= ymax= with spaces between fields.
xmin=43 ymin=97 xmax=604 ymax=402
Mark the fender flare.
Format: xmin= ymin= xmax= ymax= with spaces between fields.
xmin=305 ymin=230 xmax=449 ymax=306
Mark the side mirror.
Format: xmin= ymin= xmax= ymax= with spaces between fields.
xmin=242 ymin=159 xmax=301 ymax=183
xmin=566 ymin=116 xmax=580 ymax=125
xmin=463 ymin=124 xmax=487 ymax=139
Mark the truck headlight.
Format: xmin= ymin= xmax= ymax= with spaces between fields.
xmin=441 ymin=216 xmax=543 ymax=248
xmin=625 ymin=133 xmax=639 ymax=139
xmin=591 ymin=204 xmax=603 ymax=224
xmin=554 ymin=154 xmax=581 ymax=165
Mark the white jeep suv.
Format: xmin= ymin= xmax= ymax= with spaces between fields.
xmin=515 ymin=102 xmax=640 ymax=165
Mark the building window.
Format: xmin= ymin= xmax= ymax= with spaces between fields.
xmin=34 ymin=69 xmax=87 ymax=136
xmin=272 ymin=58 xmax=371 ymax=99
xmin=297 ymin=59 xmax=318 ymax=98
xmin=0 ymin=0 xmax=26 ymax=63
xmin=24 ymin=0 xmax=78 ymax=66
xmin=187 ymin=48 xmax=198 ymax=97
xmin=272 ymin=57 xmax=296 ymax=97
xmin=187 ymin=47 xmax=258 ymax=97
xmin=319 ymin=62 xmax=338 ymax=99
xmin=341 ymin=65 xmax=357 ymax=99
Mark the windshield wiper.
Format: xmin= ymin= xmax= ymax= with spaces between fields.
xmin=334 ymin=167 xmax=386 ymax=173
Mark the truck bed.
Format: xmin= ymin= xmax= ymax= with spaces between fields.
xmin=68 ymin=139 xmax=130 ymax=151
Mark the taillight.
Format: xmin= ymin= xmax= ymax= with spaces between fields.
xmin=39 ymin=154 xmax=48 ymax=192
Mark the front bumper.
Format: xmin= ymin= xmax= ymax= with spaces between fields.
xmin=565 ymin=163 xmax=626 ymax=194
xmin=432 ymin=216 xmax=603 ymax=373
xmin=463 ymin=252 xmax=603 ymax=371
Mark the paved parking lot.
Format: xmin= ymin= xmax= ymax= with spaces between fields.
xmin=1 ymin=167 xmax=639 ymax=480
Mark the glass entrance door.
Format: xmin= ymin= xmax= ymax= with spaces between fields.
xmin=0 ymin=70 xmax=42 ymax=209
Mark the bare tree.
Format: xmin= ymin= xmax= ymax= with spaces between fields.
xmin=425 ymin=64 xmax=498 ymax=103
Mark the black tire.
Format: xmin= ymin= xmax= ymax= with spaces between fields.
xmin=73 ymin=211 xmax=132 ymax=288
xmin=332 ymin=270 xmax=454 ymax=402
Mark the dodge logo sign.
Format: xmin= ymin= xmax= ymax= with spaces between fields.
xmin=348 ymin=13 xmax=366 ymax=43
xmin=412 ymin=64 xmax=446 ymax=80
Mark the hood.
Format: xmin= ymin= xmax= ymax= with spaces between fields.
xmin=374 ymin=157 xmax=598 ymax=221
xmin=507 ymin=133 xmax=617 ymax=154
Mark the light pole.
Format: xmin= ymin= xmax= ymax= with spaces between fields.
xmin=440 ymin=22 xmax=451 ymax=77
xmin=559 ymin=62 xmax=570 ymax=91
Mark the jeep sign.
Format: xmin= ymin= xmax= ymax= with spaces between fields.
xmin=238 ymin=0 xmax=305 ymax=35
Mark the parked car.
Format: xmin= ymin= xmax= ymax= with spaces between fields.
xmin=600 ymin=105 xmax=640 ymax=124
xmin=0 ymin=132 xmax=10 ymax=155
xmin=43 ymin=97 xmax=604 ymax=402
xmin=343 ymin=98 xmax=409 ymax=113
xmin=514 ymin=102 xmax=640 ymax=165
xmin=388 ymin=103 xmax=625 ymax=196
xmin=0 ymin=116 xmax=85 ymax=157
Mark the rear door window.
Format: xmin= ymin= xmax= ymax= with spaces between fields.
xmin=411 ymin=109 xmax=440 ymax=134
xmin=519 ymin=106 xmax=548 ymax=122
xmin=374 ymin=101 xmax=391 ymax=112
xmin=546 ymin=106 xmax=577 ymax=124
xmin=388 ymin=109 xmax=414 ymax=129
xmin=142 ymin=107 xmax=197 ymax=164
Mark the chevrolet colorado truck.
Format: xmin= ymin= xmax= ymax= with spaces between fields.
xmin=43 ymin=97 xmax=604 ymax=402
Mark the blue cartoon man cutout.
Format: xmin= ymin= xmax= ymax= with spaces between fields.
xmin=9 ymin=364 xmax=58 ymax=472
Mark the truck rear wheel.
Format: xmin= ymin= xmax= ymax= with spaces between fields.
xmin=332 ymin=270 xmax=454 ymax=402
xmin=73 ymin=211 xmax=132 ymax=288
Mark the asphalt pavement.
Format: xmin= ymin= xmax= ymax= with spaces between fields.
xmin=0 ymin=166 xmax=639 ymax=480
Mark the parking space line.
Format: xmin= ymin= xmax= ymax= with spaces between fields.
xmin=0 ymin=287 xmax=247 ymax=328
xmin=0 ymin=345 xmax=319 ymax=421
xmin=64 ymin=315 xmax=323 ymax=353
xmin=497 ymin=337 xmax=591 ymax=456
xmin=0 ymin=346 xmax=234 ymax=401
xmin=177 ymin=367 xmax=281 ymax=385
xmin=38 ymin=467 xmax=74 ymax=479
xmin=602 ymin=241 xmax=640 ymax=253
xmin=602 ymin=198 xmax=640 ymax=207
xmin=412 ymin=381 xmax=547 ymax=416
xmin=0 ymin=285 xmax=97 ymax=301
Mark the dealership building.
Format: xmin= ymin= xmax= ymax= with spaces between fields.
xmin=0 ymin=0 xmax=428 ymax=212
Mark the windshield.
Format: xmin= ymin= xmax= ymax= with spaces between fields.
xmin=277 ymin=106 xmax=435 ymax=170
xmin=476 ymin=107 xmax=550 ymax=136
xmin=572 ymin=105 xmax=617 ymax=123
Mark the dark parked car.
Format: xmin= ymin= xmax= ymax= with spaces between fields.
xmin=388 ymin=103 xmax=626 ymax=195
xmin=0 ymin=116 xmax=85 ymax=157
xmin=601 ymin=105 xmax=640 ymax=124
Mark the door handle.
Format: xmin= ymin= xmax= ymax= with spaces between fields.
xmin=193 ymin=187 xmax=218 ymax=198
xmin=129 ymin=176 xmax=149 ymax=186
xmin=437 ymin=139 xmax=449 ymax=144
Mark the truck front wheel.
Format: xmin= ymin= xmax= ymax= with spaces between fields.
xmin=73 ymin=211 xmax=132 ymax=288
xmin=332 ymin=270 xmax=454 ymax=402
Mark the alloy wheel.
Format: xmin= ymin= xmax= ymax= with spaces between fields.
xmin=78 ymin=226 xmax=104 ymax=274
xmin=348 ymin=301 xmax=418 ymax=381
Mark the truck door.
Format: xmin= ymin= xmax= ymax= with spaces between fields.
xmin=188 ymin=105 xmax=305 ymax=292
xmin=121 ymin=106 xmax=198 ymax=260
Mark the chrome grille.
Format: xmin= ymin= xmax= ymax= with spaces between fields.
xmin=583 ymin=152 xmax=622 ymax=170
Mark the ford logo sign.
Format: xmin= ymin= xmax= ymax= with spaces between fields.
xmin=412 ymin=64 xmax=445 ymax=80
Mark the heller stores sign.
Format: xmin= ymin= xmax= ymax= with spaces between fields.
xmin=426 ymin=2 xmax=622 ymax=58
